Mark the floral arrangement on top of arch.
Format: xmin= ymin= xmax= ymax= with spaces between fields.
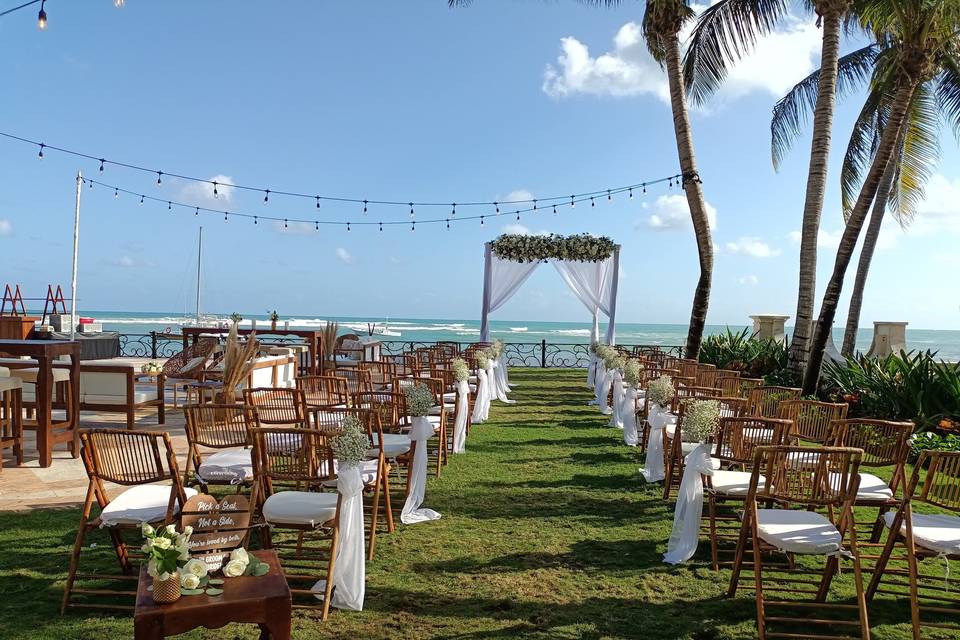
xmin=491 ymin=233 xmax=616 ymax=263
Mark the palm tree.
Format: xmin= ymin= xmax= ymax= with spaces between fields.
xmin=450 ymin=0 xmax=715 ymax=357
xmin=801 ymin=0 xmax=960 ymax=393
xmin=684 ymin=0 xmax=853 ymax=377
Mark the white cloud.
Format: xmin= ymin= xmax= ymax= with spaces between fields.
xmin=643 ymin=194 xmax=717 ymax=232
xmin=788 ymin=230 xmax=803 ymax=243
xmin=502 ymin=223 xmax=531 ymax=235
xmin=272 ymin=220 xmax=314 ymax=235
xmin=725 ymin=236 xmax=781 ymax=258
xmin=738 ymin=275 xmax=759 ymax=286
xmin=178 ymin=174 xmax=235 ymax=205
xmin=335 ymin=247 xmax=354 ymax=264
xmin=108 ymin=255 xmax=154 ymax=268
xmin=0 ymin=219 xmax=11 ymax=236
xmin=501 ymin=189 xmax=534 ymax=204
xmin=912 ymin=173 xmax=960 ymax=235
xmin=542 ymin=12 xmax=820 ymax=105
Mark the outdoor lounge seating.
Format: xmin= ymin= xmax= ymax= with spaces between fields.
xmin=78 ymin=359 xmax=165 ymax=430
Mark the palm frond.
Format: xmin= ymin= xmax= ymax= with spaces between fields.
xmin=682 ymin=0 xmax=790 ymax=105
xmin=770 ymin=44 xmax=878 ymax=170
xmin=839 ymin=88 xmax=887 ymax=216
xmin=887 ymin=82 xmax=940 ymax=227
xmin=936 ymin=54 xmax=960 ymax=140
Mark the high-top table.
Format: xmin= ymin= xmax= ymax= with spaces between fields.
xmin=181 ymin=327 xmax=323 ymax=376
xmin=0 ymin=339 xmax=80 ymax=467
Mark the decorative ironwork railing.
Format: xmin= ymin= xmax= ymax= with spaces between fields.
xmin=119 ymin=333 xmax=683 ymax=368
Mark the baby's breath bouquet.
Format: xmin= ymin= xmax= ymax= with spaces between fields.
xmin=451 ymin=357 xmax=470 ymax=383
xmin=682 ymin=399 xmax=721 ymax=443
xmin=604 ymin=350 xmax=624 ymax=370
xmin=405 ymin=383 xmax=435 ymax=417
xmin=475 ymin=349 xmax=491 ymax=369
xmin=332 ymin=414 xmax=370 ymax=467
xmin=646 ymin=375 xmax=675 ymax=407
xmin=490 ymin=339 xmax=504 ymax=359
xmin=589 ymin=341 xmax=599 ymax=355
xmin=623 ymin=360 xmax=643 ymax=387
xmin=594 ymin=344 xmax=613 ymax=361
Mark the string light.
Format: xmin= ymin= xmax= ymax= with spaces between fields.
xmin=213 ymin=182 xmax=219 ymax=198
xmin=629 ymin=188 xmax=633 ymax=199
xmin=607 ymin=190 xmax=612 ymax=202
xmin=570 ymin=195 xmax=575 ymax=208
xmin=379 ymin=221 xmax=383 ymax=232
xmin=346 ymin=222 xmax=350 ymax=232
xmin=494 ymin=202 xmax=500 ymax=215
xmin=590 ymin=197 xmax=595 ymax=208
xmin=156 ymin=171 xmax=163 ymax=186
xmin=533 ymin=199 xmax=537 ymax=212
xmin=481 ymin=215 xmax=485 ymax=226
xmin=362 ymin=199 xmax=367 ymax=214
xmin=139 ymin=194 xmax=144 ymax=205
xmin=99 ymin=159 xmax=105 ymax=172
xmin=643 ymin=183 xmax=647 ymax=194
xmin=553 ymin=204 xmax=557 ymax=215
xmin=263 ymin=189 xmax=270 ymax=205
xmin=516 ymin=211 xmax=520 ymax=221
xmin=114 ymin=188 xmax=118 ymax=198
xmin=254 ymin=216 xmax=258 ymax=225
xmin=37 ymin=143 xmax=44 ymax=159
xmin=411 ymin=221 xmax=415 ymax=232
xmin=316 ymin=196 xmax=321 ymax=209
xmin=446 ymin=219 xmax=450 ymax=229
xmin=409 ymin=203 xmax=414 ymax=218
xmin=284 ymin=218 xmax=288 ymax=228
xmin=37 ymin=0 xmax=46 ymax=30
xmin=167 ymin=201 xmax=171 ymax=210
xmin=451 ymin=203 xmax=456 ymax=217
xmin=224 ymin=212 xmax=228 ymax=222
xmin=194 ymin=207 xmax=199 ymax=216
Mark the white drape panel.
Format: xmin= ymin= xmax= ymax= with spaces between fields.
xmin=587 ymin=353 xmax=597 ymax=389
xmin=597 ymin=368 xmax=613 ymax=415
xmin=663 ymin=443 xmax=715 ymax=564
xmin=401 ymin=417 xmax=442 ymax=524
xmin=590 ymin=361 xmax=606 ymax=406
xmin=489 ymin=361 xmax=513 ymax=404
xmin=331 ymin=465 xmax=365 ymax=610
xmin=622 ymin=388 xmax=639 ymax=446
xmin=552 ymin=259 xmax=613 ymax=345
xmin=453 ymin=380 xmax=469 ymax=454
xmin=471 ymin=368 xmax=490 ymax=423
xmin=609 ymin=370 xmax=624 ymax=428
xmin=640 ymin=405 xmax=672 ymax=482
xmin=480 ymin=246 xmax=540 ymax=342
xmin=496 ymin=355 xmax=513 ymax=390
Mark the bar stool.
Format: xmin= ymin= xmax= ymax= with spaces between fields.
xmin=12 ymin=364 xmax=78 ymax=457
xmin=0 ymin=371 xmax=24 ymax=471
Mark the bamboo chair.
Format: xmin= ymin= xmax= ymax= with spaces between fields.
xmin=249 ymin=426 xmax=341 ymax=618
xmin=825 ymin=418 xmax=913 ymax=541
xmin=715 ymin=370 xmax=742 ymax=397
xmin=866 ymin=451 xmax=960 ymax=639
xmin=182 ymin=404 xmax=255 ymax=492
xmin=392 ymin=376 xmax=448 ymax=476
xmin=360 ymin=361 xmax=395 ymax=390
xmin=728 ymin=445 xmax=870 ymax=640
xmin=738 ymin=377 xmax=764 ymax=399
xmin=679 ymin=359 xmax=699 ymax=380
xmin=61 ymin=429 xmax=193 ymax=614
xmin=351 ymin=390 xmax=411 ymax=483
xmin=383 ymin=353 xmax=416 ymax=378
xmin=0 ymin=375 xmax=23 ymax=471
xmin=243 ymin=387 xmax=308 ymax=428
xmin=335 ymin=367 xmax=373 ymax=397
xmin=705 ymin=417 xmax=793 ymax=570
xmin=695 ymin=364 xmax=718 ymax=389
xmin=162 ymin=336 xmax=219 ymax=407
xmin=663 ymin=355 xmax=683 ymax=371
xmin=661 ymin=393 xmax=738 ymax=500
xmin=309 ymin=406 xmax=394 ymax=560
xmin=778 ymin=399 xmax=849 ymax=444
xmin=747 ymin=385 xmax=802 ymax=418
xmin=296 ymin=375 xmax=349 ymax=410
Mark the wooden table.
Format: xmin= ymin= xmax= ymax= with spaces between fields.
xmin=134 ymin=550 xmax=291 ymax=639
xmin=0 ymin=339 xmax=79 ymax=467
xmin=181 ymin=327 xmax=323 ymax=376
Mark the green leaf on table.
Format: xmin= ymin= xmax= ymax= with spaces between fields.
xmin=180 ymin=588 xmax=204 ymax=596
xmin=204 ymin=587 xmax=224 ymax=596
xmin=252 ymin=563 xmax=269 ymax=577
xmin=199 ymin=576 xmax=209 ymax=587
xmin=208 ymin=578 xmax=224 ymax=586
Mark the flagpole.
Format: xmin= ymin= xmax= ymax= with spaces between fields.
xmin=70 ymin=170 xmax=82 ymax=340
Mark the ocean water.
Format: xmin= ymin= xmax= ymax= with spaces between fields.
xmin=78 ymin=311 xmax=960 ymax=361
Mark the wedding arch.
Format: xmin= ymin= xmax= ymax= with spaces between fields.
xmin=479 ymin=233 xmax=621 ymax=344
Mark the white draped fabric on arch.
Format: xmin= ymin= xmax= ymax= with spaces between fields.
xmin=478 ymin=241 xmax=621 ymax=344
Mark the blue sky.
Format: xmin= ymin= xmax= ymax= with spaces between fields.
xmin=1 ymin=1 xmax=958 ymax=329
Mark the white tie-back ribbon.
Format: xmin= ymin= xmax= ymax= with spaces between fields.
xmin=452 ymin=379 xmax=470 ymax=454
xmin=640 ymin=404 xmax=670 ymax=482
xmin=663 ymin=442 xmax=715 ymax=565
xmin=609 ymin=369 xmax=624 ymax=428
xmin=587 ymin=353 xmax=597 ymax=389
xmin=488 ymin=361 xmax=514 ymax=404
xmin=622 ymin=387 xmax=640 ymax=446
xmin=496 ymin=355 xmax=514 ymax=389
xmin=590 ymin=361 xmax=606 ymax=406
xmin=597 ymin=367 xmax=613 ymax=415
xmin=472 ymin=367 xmax=490 ymax=423
xmin=330 ymin=463 xmax=365 ymax=610
xmin=401 ymin=416 xmax=442 ymax=524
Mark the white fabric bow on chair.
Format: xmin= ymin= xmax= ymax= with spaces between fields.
xmin=488 ymin=360 xmax=514 ymax=405
xmin=609 ymin=369 xmax=624 ymax=428
xmin=472 ymin=368 xmax=490 ymax=423
xmin=331 ymin=464 xmax=365 ymax=610
xmin=663 ymin=442 xmax=715 ymax=564
xmin=401 ymin=416 xmax=442 ymax=525
xmin=640 ymin=404 xmax=670 ymax=482
xmin=452 ymin=380 xmax=470 ymax=454
xmin=590 ymin=360 xmax=606 ymax=406
xmin=587 ymin=353 xmax=597 ymax=389
xmin=597 ymin=367 xmax=613 ymax=415
xmin=622 ymin=388 xmax=639 ymax=446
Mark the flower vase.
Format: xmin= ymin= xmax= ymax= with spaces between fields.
xmin=152 ymin=572 xmax=181 ymax=604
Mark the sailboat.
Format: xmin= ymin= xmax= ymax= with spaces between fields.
xmin=180 ymin=227 xmax=223 ymax=329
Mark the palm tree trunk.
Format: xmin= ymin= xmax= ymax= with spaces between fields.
xmin=787 ymin=6 xmax=845 ymax=376
xmin=840 ymin=152 xmax=898 ymax=356
xmin=664 ymin=35 xmax=713 ymax=359
xmin=802 ymin=81 xmax=917 ymax=394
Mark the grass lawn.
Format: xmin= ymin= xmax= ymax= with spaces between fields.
xmin=0 ymin=368 xmax=950 ymax=638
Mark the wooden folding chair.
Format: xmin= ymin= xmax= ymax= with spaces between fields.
xmin=393 ymin=376 xmax=448 ymax=476
xmin=867 ymin=451 xmax=960 ymax=638
xmin=61 ymin=429 xmax=193 ymax=614
xmin=746 ymin=385 xmax=801 ymax=418
xmin=705 ymin=417 xmax=792 ymax=570
xmin=352 ymin=390 xmax=411 ymax=487
xmin=243 ymin=387 xmax=308 ymax=428
xmin=715 ymin=370 xmax=741 ymax=397
xmin=296 ymin=375 xmax=349 ymax=409
xmin=728 ymin=445 xmax=870 ymax=640
xmin=661 ymin=393 xmax=740 ymax=500
xmin=183 ymin=403 xmax=256 ymax=492
xmin=695 ymin=364 xmax=718 ymax=388
xmin=335 ymin=367 xmax=373 ymax=396
xmin=249 ymin=426 xmax=341 ymax=618
xmin=778 ymin=399 xmax=848 ymax=444
xmin=738 ymin=377 xmax=764 ymax=399
xmin=826 ymin=418 xmax=913 ymax=541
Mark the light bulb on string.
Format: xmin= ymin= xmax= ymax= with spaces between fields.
xmin=156 ymin=172 xmax=163 ymax=186
xmin=213 ymin=182 xmax=219 ymax=198
xmin=139 ymin=195 xmax=144 ymax=205
xmin=516 ymin=211 xmax=520 ymax=221
xmin=570 ymin=195 xmax=575 ymax=208
xmin=481 ymin=215 xmax=485 ymax=226
xmin=451 ymin=203 xmax=456 ymax=217
xmin=533 ymin=199 xmax=538 ymax=212
xmin=37 ymin=1 xmax=46 ymax=30
xmin=263 ymin=190 xmax=270 ymax=205
xmin=254 ymin=216 xmax=258 ymax=225
xmin=642 ymin=183 xmax=646 ymax=194
xmin=446 ymin=219 xmax=450 ymax=230
xmin=316 ymin=196 xmax=321 ymax=210
xmin=629 ymin=188 xmax=633 ymax=199
xmin=553 ymin=204 xmax=557 ymax=215
xmin=88 ymin=180 xmax=93 ymax=190
xmin=411 ymin=221 xmax=415 ymax=233
xmin=362 ymin=200 xmax=368 ymax=214
xmin=347 ymin=222 xmax=351 ymax=232
xmin=224 ymin=212 xmax=228 ymax=222
xmin=284 ymin=218 xmax=288 ymax=229
xmin=168 ymin=201 xmax=172 ymax=211
xmin=607 ymin=190 xmax=612 ymax=202
xmin=99 ymin=159 xmax=105 ymax=172
xmin=409 ymin=203 xmax=414 ymax=218
xmin=194 ymin=207 xmax=199 ymax=216
xmin=114 ymin=188 xmax=118 ymax=198
xmin=316 ymin=221 xmax=320 ymax=231
xmin=379 ymin=222 xmax=383 ymax=232
xmin=590 ymin=197 xmax=595 ymax=208
xmin=494 ymin=202 xmax=500 ymax=215
xmin=38 ymin=143 xmax=44 ymax=159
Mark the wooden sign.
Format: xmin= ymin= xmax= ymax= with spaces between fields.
xmin=180 ymin=494 xmax=252 ymax=571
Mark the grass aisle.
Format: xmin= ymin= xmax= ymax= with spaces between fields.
xmin=0 ymin=368 xmax=923 ymax=638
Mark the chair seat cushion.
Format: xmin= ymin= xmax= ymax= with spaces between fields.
xmin=756 ymin=509 xmax=841 ymax=555
xmin=405 ymin=415 xmax=442 ymax=430
xmin=883 ymin=512 xmax=960 ymax=556
xmin=100 ymin=484 xmax=198 ymax=527
xmin=83 ymin=389 xmax=160 ymax=405
xmin=265 ymin=431 xmax=303 ymax=453
xmin=0 ymin=376 xmax=22 ymax=392
xmin=321 ymin=458 xmax=381 ymax=487
xmin=428 ymin=405 xmax=444 ymax=416
xmin=711 ymin=469 xmax=765 ymax=496
xmin=196 ymin=447 xmax=253 ymax=485
xmin=11 ymin=367 xmax=70 ymax=383
xmin=370 ymin=433 xmax=411 ymax=457
xmin=442 ymin=392 xmax=458 ymax=402
xmin=262 ymin=491 xmax=338 ymax=527
xmin=852 ymin=472 xmax=894 ymax=501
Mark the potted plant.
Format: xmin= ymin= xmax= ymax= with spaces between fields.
xmin=141 ymin=523 xmax=193 ymax=603
xmin=321 ymin=320 xmax=339 ymax=372
xmin=229 ymin=312 xmax=243 ymax=326
xmin=267 ymin=310 xmax=280 ymax=331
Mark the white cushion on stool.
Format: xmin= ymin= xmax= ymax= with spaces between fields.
xmin=711 ymin=469 xmax=765 ymax=496
xmin=0 ymin=376 xmax=22 ymax=392
xmin=370 ymin=432 xmax=411 ymax=457
xmin=262 ymin=491 xmax=337 ymax=527
xmin=756 ymin=509 xmax=841 ymax=555
xmin=100 ymin=484 xmax=198 ymax=527
xmin=11 ymin=367 xmax=70 ymax=383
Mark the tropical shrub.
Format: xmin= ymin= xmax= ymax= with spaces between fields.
xmin=698 ymin=328 xmax=789 ymax=380
xmin=822 ymin=351 xmax=960 ymax=432
xmin=908 ymin=431 xmax=960 ymax=464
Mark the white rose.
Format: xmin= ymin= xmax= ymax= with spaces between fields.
xmin=183 ymin=559 xmax=208 ymax=578
xmin=146 ymin=559 xmax=158 ymax=577
xmin=180 ymin=572 xmax=200 ymax=590
xmin=230 ymin=547 xmax=249 ymax=564
xmin=153 ymin=537 xmax=171 ymax=550
xmin=141 ymin=539 xmax=153 ymax=554
xmin=141 ymin=523 xmax=155 ymax=537
xmin=223 ymin=559 xmax=247 ymax=578
xmin=182 ymin=526 xmax=193 ymax=538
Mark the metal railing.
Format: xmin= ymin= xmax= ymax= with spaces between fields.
xmin=119 ymin=332 xmax=683 ymax=368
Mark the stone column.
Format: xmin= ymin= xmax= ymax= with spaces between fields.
xmin=749 ymin=314 xmax=790 ymax=342
xmin=866 ymin=321 xmax=908 ymax=358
